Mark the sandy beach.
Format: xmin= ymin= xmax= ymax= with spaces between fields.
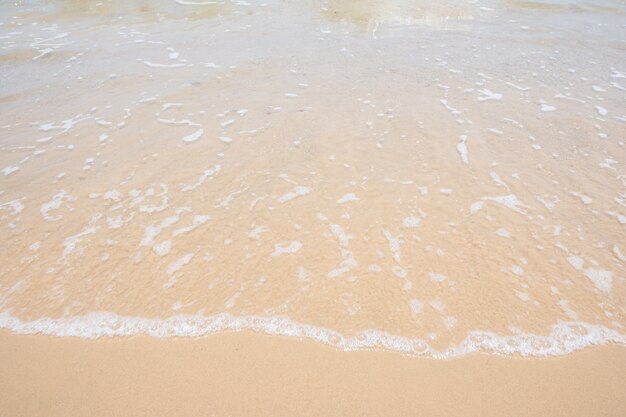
xmin=1 ymin=0 xmax=625 ymax=414
xmin=1 ymin=330 xmax=626 ymax=417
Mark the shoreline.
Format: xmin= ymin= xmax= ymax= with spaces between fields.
xmin=1 ymin=311 xmax=625 ymax=357
xmin=1 ymin=330 xmax=625 ymax=417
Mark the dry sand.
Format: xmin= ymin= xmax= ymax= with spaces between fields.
xmin=1 ymin=330 xmax=625 ymax=417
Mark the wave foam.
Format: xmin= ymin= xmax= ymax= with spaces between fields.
xmin=0 ymin=311 xmax=624 ymax=358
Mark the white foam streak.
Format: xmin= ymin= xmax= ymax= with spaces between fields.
xmin=477 ymin=89 xmax=502 ymax=101
xmin=143 ymin=61 xmax=186 ymax=68
xmin=277 ymin=186 xmax=311 ymax=203
xmin=457 ymin=136 xmax=468 ymax=165
xmin=271 ymin=240 xmax=302 ymax=256
xmin=482 ymin=194 xmax=529 ymax=215
xmin=0 ymin=311 xmax=623 ymax=358
xmin=174 ymin=0 xmax=216 ymax=5
xmin=40 ymin=190 xmax=74 ymax=221
xmin=182 ymin=128 xmax=204 ymax=143
xmin=337 ymin=193 xmax=359 ymax=204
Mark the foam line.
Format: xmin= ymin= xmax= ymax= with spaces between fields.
xmin=0 ymin=311 xmax=623 ymax=358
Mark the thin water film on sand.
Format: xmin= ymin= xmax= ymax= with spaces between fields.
xmin=0 ymin=0 xmax=625 ymax=356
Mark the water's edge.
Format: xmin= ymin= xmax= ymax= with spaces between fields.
xmin=1 ymin=311 xmax=624 ymax=358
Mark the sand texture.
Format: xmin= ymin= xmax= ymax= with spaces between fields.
xmin=1 ymin=330 xmax=626 ymax=417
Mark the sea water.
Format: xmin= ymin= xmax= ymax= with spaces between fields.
xmin=0 ymin=0 xmax=624 ymax=357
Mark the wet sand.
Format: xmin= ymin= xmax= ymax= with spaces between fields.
xmin=1 ymin=330 xmax=625 ymax=417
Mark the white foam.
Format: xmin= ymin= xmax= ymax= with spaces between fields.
xmin=327 ymin=264 xmax=355 ymax=279
xmin=470 ymin=201 xmax=484 ymax=214
xmin=439 ymin=99 xmax=462 ymax=116
xmin=40 ymin=190 xmax=74 ymax=221
xmin=337 ymin=193 xmax=359 ymax=204
xmin=143 ymin=61 xmax=186 ymax=68
xmin=511 ymin=265 xmax=524 ymax=276
xmin=172 ymin=215 xmax=209 ymax=236
xmin=296 ymin=266 xmax=309 ymax=282
xmin=141 ymin=213 xmax=182 ymax=247
xmin=584 ymin=268 xmax=612 ymax=293
xmin=567 ymin=255 xmax=584 ymax=271
xmin=482 ymin=195 xmax=529 ymax=215
xmin=174 ymin=0 xmax=215 ymax=6
xmin=570 ymin=191 xmax=592 ymax=205
xmin=0 ymin=199 xmax=24 ymax=215
xmin=594 ymin=106 xmax=608 ymax=117
xmin=106 ymin=216 xmax=123 ymax=229
xmin=382 ymin=229 xmax=401 ymax=263
xmin=557 ymin=300 xmax=578 ymax=320
xmin=277 ymin=186 xmax=312 ymax=203
xmin=104 ymin=190 xmax=123 ymax=202
xmin=162 ymin=103 xmax=183 ymax=111
xmin=2 ymin=166 xmax=19 ymax=176
xmin=0 ymin=311 xmax=624 ymax=358
xmin=139 ymin=184 xmax=169 ymax=213
xmin=409 ymin=299 xmax=423 ymax=315
xmin=541 ymin=104 xmax=556 ymax=112
xmin=63 ymin=226 xmax=97 ymax=255
xmin=248 ymin=225 xmax=269 ymax=242
xmin=402 ymin=216 xmax=421 ymax=228
xmin=326 ymin=224 xmax=357 ymax=278
xmin=164 ymin=253 xmax=195 ymax=288
xmin=430 ymin=300 xmax=445 ymax=312
xmin=495 ymin=228 xmax=510 ymax=238
xmin=567 ymin=256 xmax=612 ymax=293
xmin=272 ymin=241 xmax=302 ymax=256
xmin=505 ymin=82 xmax=529 ymax=91
xmin=457 ymin=138 xmax=469 ymax=165
xmin=613 ymin=245 xmax=626 ymax=263
xmin=429 ymin=272 xmax=447 ymax=283
xmin=536 ymin=195 xmax=557 ymax=212
xmin=182 ymin=128 xmax=204 ymax=143
xmin=606 ymin=211 xmax=626 ymax=225
xmin=158 ymin=118 xmax=200 ymax=127
xmin=489 ymin=171 xmax=508 ymax=189
xmin=391 ymin=265 xmax=406 ymax=278
xmin=153 ymin=240 xmax=172 ymax=256
xmin=477 ymin=89 xmax=502 ymax=101
xmin=599 ymin=158 xmax=617 ymax=171
xmin=180 ymin=165 xmax=221 ymax=192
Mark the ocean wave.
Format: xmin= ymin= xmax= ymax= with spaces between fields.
xmin=1 ymin=311 xmax=624 ymax=358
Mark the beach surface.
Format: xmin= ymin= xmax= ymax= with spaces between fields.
xmin=1 ymin=0 xmax=625 ymax=414
xmin=2 ymin=330 xmax=626 ymax=417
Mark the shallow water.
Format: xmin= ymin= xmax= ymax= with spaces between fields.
xmin=0 ymin=0 xmax=625 ymax=356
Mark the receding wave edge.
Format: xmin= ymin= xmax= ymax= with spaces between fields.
xmin=1 ymin=311 xmax=624 ymax=358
